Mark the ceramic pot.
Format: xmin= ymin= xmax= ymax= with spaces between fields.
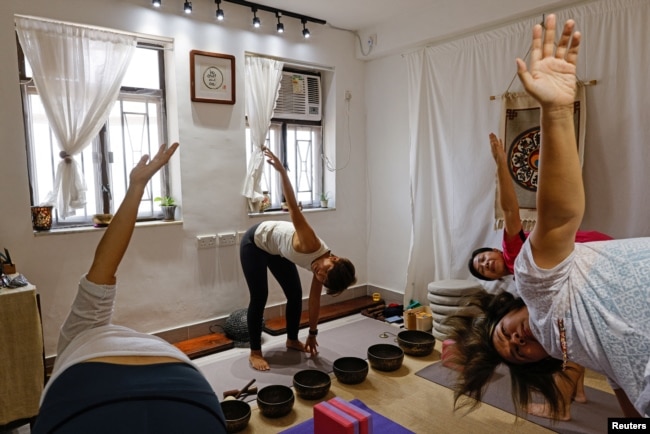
xmin=161 ymin=205 xmax=176 ymax=221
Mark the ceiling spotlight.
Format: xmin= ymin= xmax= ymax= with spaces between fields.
xmin=215 ymin=0 xmax=224 ymax=20
xmin=152 ymin=0 xmax=161 ymax=7
xmin=184 ymin=1 xmax=192 ymax=13
xmin=302 ymin=19 xmax=310 ymax=38
xmin=252 ymin=8 xmax=260 ymax=28
xmin=276 ymin=12 xmax=284 ymax=33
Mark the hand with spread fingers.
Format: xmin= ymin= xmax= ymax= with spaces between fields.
xmin=516 ymin=14 xmax=581 ymax=108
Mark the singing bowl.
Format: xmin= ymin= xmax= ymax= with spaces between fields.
xmin=220 ymin=399 xmax=251 ymax=433
xmin=397 ymin=330 xmax=436 ymax=357
xmin=293 ymin=369 xmax=331 ymax=400
xmin=257 ymin=385 xmax=295 ymax=418
xmin=333 ymin=357 xmax=369 ymax=384
xmin=367 ymin=343 xmax=404 ymax=371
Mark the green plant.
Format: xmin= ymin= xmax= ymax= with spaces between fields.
xmin=154 ymin=196 xmax=175 ymax=206
xmin=320 ymin=191 xmax=330 ymax=201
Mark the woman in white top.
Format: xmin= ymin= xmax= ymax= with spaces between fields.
xmin=240 ymin=147 xmax=356 ymax=371
xmin=34 ymin=143 xmax=228 ymax=433
xmin=443 ymin=15 xmax=650 ymax=420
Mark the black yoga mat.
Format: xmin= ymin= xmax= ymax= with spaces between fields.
xmin=416 ymin=362 xmax=623 ymax=434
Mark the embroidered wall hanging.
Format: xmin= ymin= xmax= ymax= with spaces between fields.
xmin=495 ymin=85 xmax=586 ymax=231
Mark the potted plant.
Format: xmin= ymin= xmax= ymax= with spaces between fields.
xmin=154 ymin=196 xmax=177 ymax=221
xmin=320 ymin=192 xmax=330 ymax=208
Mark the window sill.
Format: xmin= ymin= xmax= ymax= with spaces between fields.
xmin=32 ymin=219 xmax=183 ymax=236
xmin=248 ymin=207 xmax=335 ymax=217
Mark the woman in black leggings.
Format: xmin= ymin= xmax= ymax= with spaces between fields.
xmin=240 ymin=147 xmax=356 ymax=371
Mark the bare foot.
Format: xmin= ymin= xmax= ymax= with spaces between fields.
xmin=526 ymin=403 xmax=571 ymax=421
xmin=286 ymin=339 xmax=307 ymax=352
xmin=571 ymin=367 xmax=588 ymax=403
xmin=249 ymin=351 xmax=270 ymax=371
xmin=574 ymin=388 xmax=588 ymax=403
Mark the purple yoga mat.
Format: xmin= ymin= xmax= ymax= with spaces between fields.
xmin=279 ymin=399 xmax=415 ymax=434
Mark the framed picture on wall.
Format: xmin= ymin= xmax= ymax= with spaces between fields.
xmin=190 ymin=50 xmax=235 ymax=104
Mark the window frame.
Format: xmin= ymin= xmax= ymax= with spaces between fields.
xmin=245 ymin=67 xmax=328 ymax=213
xmin=18 ymin=38 xmax=172 ymax=229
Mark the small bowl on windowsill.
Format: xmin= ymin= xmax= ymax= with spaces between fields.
xmin=92 ymin=213 xmax=113 ymax=228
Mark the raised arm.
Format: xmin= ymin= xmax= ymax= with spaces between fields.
xmin=86 ymin=143 xmax=179 ymax=285
xmin=262 ymin=147 xmax=321 ymax=253
xmin=490 ymin=133 xmax=523 ymax=239
xmin=517 ymin=15 xmax=583 ymax=268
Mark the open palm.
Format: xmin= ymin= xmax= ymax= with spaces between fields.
xmin=517 ymin=16 xmax=581 ymax=107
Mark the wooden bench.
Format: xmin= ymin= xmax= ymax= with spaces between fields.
xmin=174 ymin=333 xmax=234 ymax=360
xmin=174 ymin=296 xmax=382 ymax=359
xmin=263 ymin=295 xmax=381 ymax=335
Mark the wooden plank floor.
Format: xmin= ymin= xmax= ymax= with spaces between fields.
xmin=263 ymin=295 xmax=381 ymax=335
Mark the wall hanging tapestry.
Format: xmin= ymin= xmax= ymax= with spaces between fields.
xmin=495 ymin=85 xmax=586 ymax=231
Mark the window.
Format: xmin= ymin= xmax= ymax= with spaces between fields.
xmin=245 ymin=68 xmax=326 ymax=211
xmin=19 ymin=41 xmax=170 ymax=228
xmin=246 ymin=122 xmax=323 ymax=210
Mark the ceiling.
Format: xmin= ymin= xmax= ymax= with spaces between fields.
xmin=221 ymin=0 xmax=591 ymax=59
xmin=231 ymin=0 xmax=434 ymax=32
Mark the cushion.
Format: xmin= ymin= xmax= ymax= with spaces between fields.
xmin=427 ymin=279 xmax=482 ymax=297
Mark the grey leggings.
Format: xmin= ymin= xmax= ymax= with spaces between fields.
xmin=240 ymin=224 xmax=303 ymax=350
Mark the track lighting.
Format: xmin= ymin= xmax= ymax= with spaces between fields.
xmin=252 ymin=8 xmax=260 ymax=28
xmin=276 ymin=12 xmax=284 ymax=33
xmin=151 ymin=0 xmax=326 ymax=38
xmin=215 ymin=0 xmax=224 ymax=20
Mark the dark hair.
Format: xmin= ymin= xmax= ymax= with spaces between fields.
xmin=442 ymin=290 xmax=567 ymax=420
xmin=468 ymin=247 xmax=497 ymax=281
xmin=324 ymin=258 xmax=356 ymax=296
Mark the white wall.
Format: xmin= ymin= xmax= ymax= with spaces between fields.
xmin=0 ymin=0 xmax=367 ymax=356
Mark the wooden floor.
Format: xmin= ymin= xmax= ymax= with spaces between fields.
xmin=231 ymin=334 xmax=614 ymax=434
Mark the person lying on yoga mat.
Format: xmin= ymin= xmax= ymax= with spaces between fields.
xmin=33 ymin=143 xmax=228 ymax=434
xmin=468 ymin=133 xmax=612 ymax=282
xmin=240 ymin=146 xmax=357 ymax=371
xmin=443 ymin=14 xmax=650 ymax=421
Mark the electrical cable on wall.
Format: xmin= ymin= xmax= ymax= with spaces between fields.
xmin=327 ymin=24 xmax=374 ymax=57
xmin=322 ymin=92 xmax=352 ymax=172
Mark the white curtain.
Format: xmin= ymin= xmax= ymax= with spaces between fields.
xmin=241 ymin=56 xmax=284 ymax=208
xmin=402 ymin=0 xmax=650 ymax=304
xmin=15 ymin=16 xmax=136 ymax=217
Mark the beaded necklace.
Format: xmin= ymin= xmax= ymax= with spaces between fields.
xmin=557 ymin=318 xmax=568 ymax=371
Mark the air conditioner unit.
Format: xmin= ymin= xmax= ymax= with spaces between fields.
xmin=273 ymin=72 xmax=322 ymax=121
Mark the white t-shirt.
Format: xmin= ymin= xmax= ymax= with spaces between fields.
xmin=515 ymin=237 xmax=650 ymax=416
xmin=43 ymin=276 xmax=193 ymax=404
xmin=254 ymin=221 xmax=329 ymax=270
